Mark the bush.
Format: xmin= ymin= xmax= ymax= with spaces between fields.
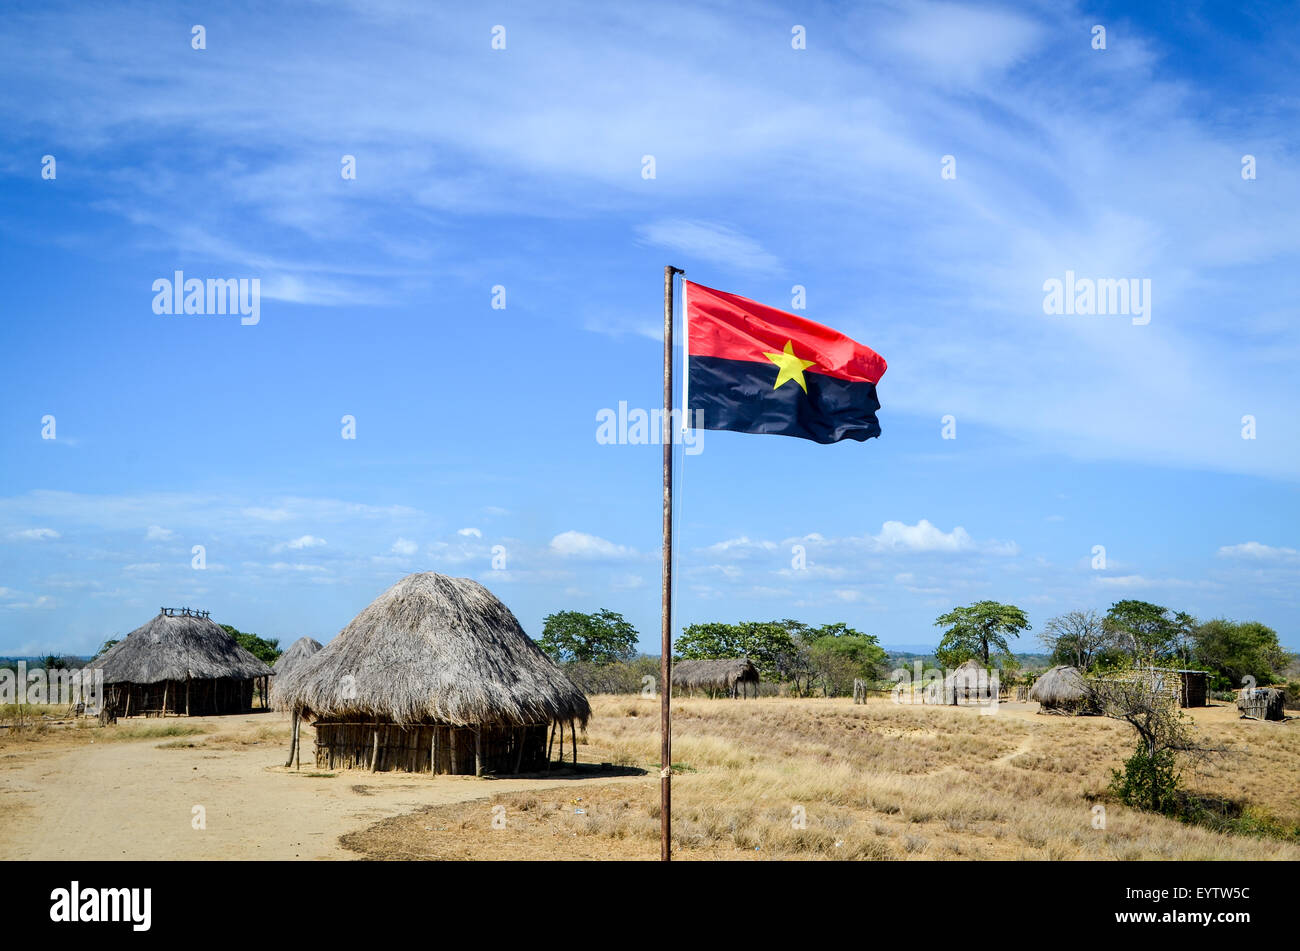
xmin=1284 ymin=681 xmax=1300 ymax=710
xmin=1110 ymin=743 xmax=1181 ymax=814
xmin=562 ymin=657 xmax=660 ymax=695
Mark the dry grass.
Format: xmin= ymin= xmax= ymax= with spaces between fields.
xmin=344 ymin=695 xmax=1300 ymax=860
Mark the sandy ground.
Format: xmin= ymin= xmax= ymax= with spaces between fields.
xmin=0 ymin=714 xmax=647 ymax=860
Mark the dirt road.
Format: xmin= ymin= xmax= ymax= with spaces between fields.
xmin=0 ymin=715 xmax=646 ymax=860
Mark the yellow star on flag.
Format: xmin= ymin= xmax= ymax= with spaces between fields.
xmin=764 ymin=340 xmax=817 ymax=393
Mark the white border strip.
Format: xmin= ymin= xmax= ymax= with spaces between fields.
xmin=680 ymin=276 xmax=690 ymax=435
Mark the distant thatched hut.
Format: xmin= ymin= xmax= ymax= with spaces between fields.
xmin=1029 ymin=665 xmax=1095 ymax=715
xmin=88 ymin=608 xmax=272 ymax=717
xmin=272 ymin=636 xmax=323 ymax=678
xmin=274 ymin=573 xmax=591 ymax=775
xmin=672 ymin=658 xmax=760 ymax=698
xmin=940 ymin=659 xmax=996 ymax=705
xmin=1237 ymin=687 xmax=1286 ymax=721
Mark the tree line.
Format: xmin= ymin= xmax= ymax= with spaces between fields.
xmin=535 ymin=598 xmax=1294 ymax=698
xmin=536 ymin=609 xmax=887 ymax=697
xmin=1036 ymin=599 xmax=1291 ymax=690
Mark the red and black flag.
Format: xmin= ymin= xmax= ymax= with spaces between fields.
xmin=684 ymin=281 xmax=888 ymax=444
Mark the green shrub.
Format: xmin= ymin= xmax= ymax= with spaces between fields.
xmin=1109 ymin=743 xmax=1181 ymax=814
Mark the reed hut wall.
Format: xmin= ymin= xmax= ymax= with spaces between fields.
xmin=312 ymin=719 xmax=549 ymax=774
xmin=103 ymin=676 xmax=263 ymax=717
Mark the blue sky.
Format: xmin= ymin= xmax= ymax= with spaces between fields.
xmin=1 ymin=1 xmax=1297 ymax=656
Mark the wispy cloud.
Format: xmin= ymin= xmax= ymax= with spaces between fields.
xmin=637 ymin=219 xmax=781 ymax=273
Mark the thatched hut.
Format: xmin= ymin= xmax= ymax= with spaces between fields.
xmin=272 ymin=636 xmax=323 ymax=678
xmin=88 ymin=608 xmax=272 ymax=717
xmin=941 ymin=659 xmax=996 ymax=705
xmin=273 ymin=573 xmax=591 ymax=775
xmin=671 ymin=658 xmax=760 ymax=698
xmin=1237 ymin=687 xmax=1286 ymax=721
xmin=1029 ymin=665 xmax=1095 ymax=715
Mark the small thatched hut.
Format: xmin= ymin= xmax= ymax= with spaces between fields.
xmin=1029 ymin=665 xmax=1095 ymax=715
xmin=272 ymin=636 xmax=323 ymax=678
xmin=88 ymin=608 xmax=272 ymax=717
xmin=273 ymin=573 xmax=591 ymax=775
xmin=672 ymin=658 xmax=760 ymax=698
xmin=1237 ymin=687 xmax=1286 ymax=721
xmin=941 ymin=659 xmax=996 ymax=704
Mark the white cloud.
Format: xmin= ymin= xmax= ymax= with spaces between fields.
xmin=391 ymin=537 xmax=418 ymax=556
xmin=876 ymin=1 xmax=1046 ymax=85
xmin=275 ymin=534 xmax=327 ymax=552
xmin=457 ymin=527 xmax=482 ymax=538
xmin=637 ymin=219 xmax=781 ymax=273
xmin=699 ymin=536 xmax=778 ymax=556
xmin=145 ymin=525 xmax=175 ymax=540
xmin=8 ymin=528 xmax=59 ymax=541
xmin=872 ymin=519 xmax=972 ymax=552
xmin=0 ymin=594 xmax=54 ymax=610
xmin=1217 ymin=541 xmax=1298 ymax=560
xmin=870 ymin=519 xmax=1018 ymax=556
xmin=549 ymin=530 xmax=634 ymax=559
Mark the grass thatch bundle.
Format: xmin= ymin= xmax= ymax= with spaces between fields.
xmin=1029 ymin=665 xmax=1096 ymax=715
xmin=672 ymin=658 xmax=759 ymax=698
xmin=274 ymin=572 xmax=590 ymax=728
xmin=272 ymin=636 xmax=323 ymax=676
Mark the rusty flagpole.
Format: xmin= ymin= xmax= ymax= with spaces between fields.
xmin=661 ymin=264 xmax=683 ymax=862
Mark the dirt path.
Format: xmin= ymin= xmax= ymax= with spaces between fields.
xmin=0 ymin=716 xmax=647 ymax=860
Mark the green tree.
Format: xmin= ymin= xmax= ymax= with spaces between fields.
xmin=676 ymin=619 xmax=804 ymax=686
xmin=537 ymin=609 xmax=638 ymax=664
xmin=1102 ymin=600 xmax=1191 ymax=663
xmin=1093 ymin=660 xmax=1223 ymax=815
xmin=220 ymin=625 xmax=281 ymax=665
xmin=807 ymin=633 xmax=887 ymax=696
xmin=933 ymin=600 xmax=1029 ymax=667
xmin=93 ymin=639 xmax=120 ymax=658
xmin=1192 ymin=619 xmax=1289 ymax=689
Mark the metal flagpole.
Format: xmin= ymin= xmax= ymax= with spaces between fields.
xmin=661 ymin=264 xmax=683 ymax=862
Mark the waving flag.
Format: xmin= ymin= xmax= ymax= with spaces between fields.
xmin=684 ymin=281 xmax=888 ymax=444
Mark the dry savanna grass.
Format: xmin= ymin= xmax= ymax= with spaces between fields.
xmin=0 ymin=713 xmax=289 ymax=749
xmin=344 ymin=695 xmax=1300 ymax=861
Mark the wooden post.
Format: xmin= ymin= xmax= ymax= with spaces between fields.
xmin=474 ymin=727 xmax=483 ymax=776
xmin=450 ymin=728 xmax=459 ymax=775
xmin=371 ymin=727 xmax=380 ymax=772
xmin=285 ymin=711 xmax=297 ymax=767
xmin=431 ymin=727 xmax=439 ymax=776
xmin=661 ymin=264 xmax=683 ymax=863
xmin=514 ymin=727 xmax=526 ymax=774
xmin=571 ymin=718 xmax=577 ymax=765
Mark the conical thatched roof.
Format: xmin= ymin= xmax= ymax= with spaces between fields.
xmin=272 ymin=636 xmax=323 ymax=675
xmin=1029 ymin=665 xmax=1092 ymax=708
xmin=943 ymin=658 xmax=986 ymax=686
xmin=88 ymin=612 xmax=272 ymax=684
xmin=273 ymin=573 xmax=591 ymax=728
